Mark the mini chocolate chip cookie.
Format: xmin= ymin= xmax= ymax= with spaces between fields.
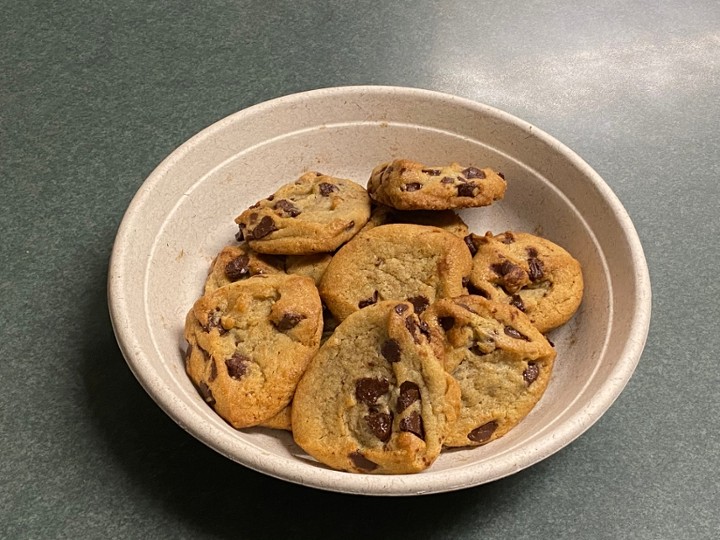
xmin=184 ymin=274 xmax=323 ymax=429
xmin=235 ymin=172 xmax=371 ymax=254
xmin=319 ymin=224 xmax=473 ymax=322
xmin=359 ymin=204 xmax=470 ymax=238
xmin=466 ymin=231 xmax=584 ymax=332
xmin=203 ymin=244 xmax=285 ymax=295
xmin=367 ymin=159 xmax=506 ymax=211
xmin=423 ymin=295 xmax=556 ymax=447
xmin=292 ymin=301 xmax=460 ymax=474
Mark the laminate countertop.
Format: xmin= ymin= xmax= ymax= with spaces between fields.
xmin=1 ymin=1 xmax=718 ymax=538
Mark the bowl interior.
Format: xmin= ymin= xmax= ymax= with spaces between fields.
xmin=109 ymin=86 xmax=649 ymax=495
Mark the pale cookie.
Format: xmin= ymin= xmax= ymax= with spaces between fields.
xmin=203 ymin=244 xmax=284 ymax=295
xmin=292 ymin=301 xmax=460 ymax=474
xmin=319 ymin=224 xmax=472 ymax=322
xmin=235 ymin=172 xmax=371 ymax=254
xmin=423 ymin=295 xmax=556 ymax=447
xmin=184 ymin=274 xmax=323 ymax=429
xmin=359 ymin=204 xmax=469 ymax=238
xmin=367 ymin=159 xmax=506 ymax=211
xmin=466 ymin=231 xmax=584 ymax=333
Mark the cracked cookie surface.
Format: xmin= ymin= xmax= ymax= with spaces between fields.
xmin=184 ymin=274 xmax=323 ymax=429
xmin=319 ymin=224 xmax=472 ymax=322
xmin=291 ymin=301 xmax=460 ymax=474
xmin=423 ymin=295 xmax=556 ymax=447
xmin=235 ymin=172 xmax=371 ymax=254
xmin=467 ymin=231 xmax=584 ymax=333
xmin=367 ymin=159 xmax=506 ymax=211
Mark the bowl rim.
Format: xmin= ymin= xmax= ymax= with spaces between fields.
xmin=108 ymin=85 xmax=651 ymax=495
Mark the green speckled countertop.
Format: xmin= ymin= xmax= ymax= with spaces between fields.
xmin=1 ymin=1 xmax=718 ymax=538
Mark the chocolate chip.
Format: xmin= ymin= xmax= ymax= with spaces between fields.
xmin=462 ymin=276 xmax=470 ymax=288
xmin=441 ymin=176 xmax=455 ymax=184
xmin=399 ymin=411 xmax=425 ymax=440
xmin=439 ymin=316 xmax=455 ymax=331
xmin=249 ymin=202 xmax=260 ymax=209
xmin=491 ymin=260 xmax=526 ymax=292
xmin=355 ymin=377 xmax=390 ymax=405
xmin=250 ymin=216 xmax=277 ymax=239
xmin=528 ymin=257 xmax=545 ymax=282
xmin=198 ymin=382 xmax=215 ymax=406
xmin=249 ymin=212 xmax=258 ymax=223
xmin=399 ymin=167 xmax=407 ymax=175
xmin=407 ymin=295 xmax=429 ymax=314
xmin=457 ymin=183 xmax=477 ymax=197
xmin=319 ymin=182 xmax=339 ymax=196
xmin=274 ymin=199 xmax=301 ymax=217
xmin=225 ymin=353 xmax=250 ymax=380
xmin=315 ymin=172 xmax=323 ymax=177
xmin=464 ymin=234 xmax=478 ymax=256
xmin=394 ymin=304 xmax=409 ymax=315
xmin=206 ymin=309 xmax=227 ymax=335
xmin=526 ymin=247 xmax=538 ymax=258
xmin=462 ymin=167 xmax=486 ymax=179
xmin=358 ymin=290 xmax=379 ymax=308
xmin=501 ymin=232 xmax=515 ymax=244
xmin=467 ymin=420 xmax=498 ymax=443
xmin=397 ymin=381 xmax=420 ymax=412
xmin=234 ymin=225 xmax=244 ymax=242
xmin=365 ymin=412 xmax=393 ymax=442
xmin=266 ymin=195 xmax=275 ymax=201
xmin=418 ymin=319 xmax=431 ymax=340
xmin=504 ymin=325 xmax=530 ymax=341
xmin=225 ymin=254 xmax=251 ymax=281
xmin=523 ymin=362 xmax=539 ymax=385
xmin=510 ymin=294 xmax=525 ymax=312
xmin=274 ymin=312 xmax=305 ymax=332
xmin=421 ymin=168 xmax=441 ymax=176
xmin=349 ymin=451 xmax=378 ymax=471
xmin=402 ymin=182 xmax=422 ymax=192
xmin=381 ymin=339 xmax=401 ymax=363
xmin=208 ymin=358 xmax=218 ymax=382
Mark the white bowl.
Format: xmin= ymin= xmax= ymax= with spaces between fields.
xmin=108 ymin=86 xmax=651 ymax=495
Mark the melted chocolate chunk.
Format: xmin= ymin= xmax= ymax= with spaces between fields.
xmin=394 ymin=304 xmax=409 ymax=315
xmin=365 ymin=412 xmax=393 ymax=442
xmin=399 ymin=411 xmax=425 ymax=440
xmin=523 ymin=362 xmax=539 ymax=385
xmin=273 ymin=199 xmax=301 ymax=217
xmin=462 ymin=167 xmax=486 ymax=179
xmin=266 ymin=195 xmax=275 ymax=201
xmin=510 ymin=294 xmax=525 ymax=312
xmin=234 ymin=225 xmax=244 ymax=242
xmin=457 ymin=183 xmax=477 ymax=197
xmin=225 ymin=254 xmax=251 ymax=281
xmin=405 ymin=316 xmax=430 ymax=343
xmin=381 ymin=339 xmax=401 ymax=363
xmin=504 ymin=325 xmax=530 ymax=341
xmin=467 ymin=420 xmax=498 ymax=443
xmin=349 ymin=451 xmax=378 ymax=471
xmin=274 ymin=312 xmax=305 ymax=332
xmin=528 ymin=257 xmax=545 ymax=282
xmin=355 ymin=377 xmax=390 ymax=405
xmin=441 ymin=176 xmax=455 ymax=184
xmin=225 ymin=353 xmax=250 ymax=380
xmin=407 ymin=295 xmax=429 ymax=314
xmin=319 ymin=182 xmax=339 ymax=196
xmin=397 ymin=381 xmax=420 ymax=412
xmin=198 ymin=382 xmax=216 ymax=406
xmin=206 ymin=309 xmax=228 ymax=335
xmin=501 ymin=232 xmax=515 ymax=244
xmin=464 ymin=235 xmax=478 ymax=256
xmin=402 ymin=182 xmax=422 ymax=192
xmin=250 ymin=216 xmax=277 ymax=239
xmin=439 ymin=316 xmax=455 ymax=331
xmin=421 ymin=168 xmax=441 ymax=176
xmin=491 ymin=260 xmax=526 ymax=292
xmin=358 ymin=290 xmax=379 ymax=308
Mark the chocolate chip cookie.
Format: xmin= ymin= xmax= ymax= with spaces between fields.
xmin=235 ymin=172 xmax=371 ymax=254
xmin=292 ymin=301 xmax=460 ymax=474
xmin=423 ymin=295 xmax=556 ymax=447
xmin=319 ymin=224 xmax=472 ymax=322
xmin=184 ymin=274 xmax=323 ymax=429
xmin=359 ymin=204 xmax=470 ymax=238
xmin=466 ymin=231 xmax=584 ymax=332
xmin=367 ymin=159 xmax=506 ymax=211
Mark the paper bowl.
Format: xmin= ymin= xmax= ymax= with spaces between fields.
xmin=108 ymin=86 xmax=651 ymax=495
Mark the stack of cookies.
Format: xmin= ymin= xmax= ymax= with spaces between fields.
xmin=183 ymin=158 xmax=584 ymax=474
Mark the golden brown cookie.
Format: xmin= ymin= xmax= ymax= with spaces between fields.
xmin=235 ymin=172 xmax=371 ymax=254
xmin=184 ymin=274 xmax=323 ymax=429
xmin=466 ymin=231 xmax=584 ymax=333
xmin=367 ymin=159 xmax=506 ymax=210
xmin=203 ymin=244 xmax=284 ymax=295
xmin=423 ymin=295 xmax=556 ymax=447
xmin=292 ymin=301 xmax=460 ymax=474
xmin=319 ymin=224 xmax=472 ymax=322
